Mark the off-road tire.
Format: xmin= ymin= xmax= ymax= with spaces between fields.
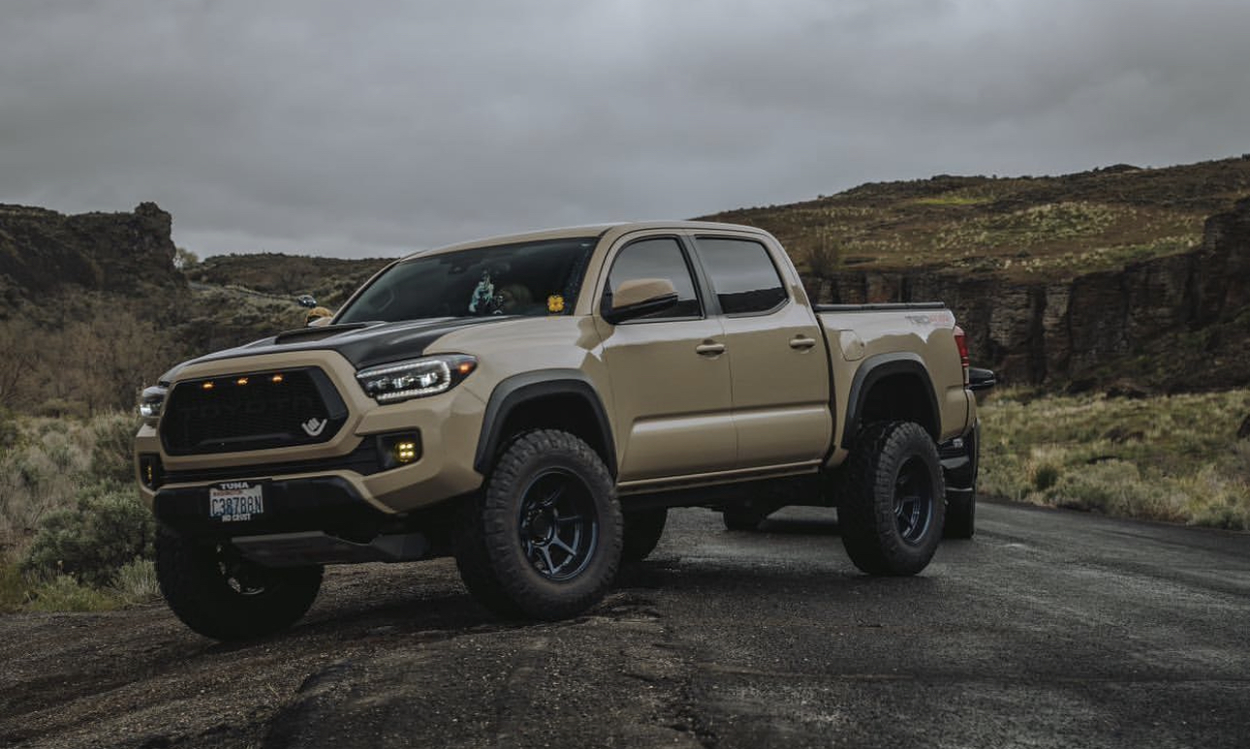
xmin=622 ymin=508 xmax=667 ymax=563
xmin=839 ymin=421 xmax=945 ymax=576
xmin=155 ymin=527 xmax=323 ymax=641
xmin=454 ymin=429 xmax=622 ymax=620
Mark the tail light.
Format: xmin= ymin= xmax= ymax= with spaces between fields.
xmin=953 ymin=325 xmax=970 ymax=386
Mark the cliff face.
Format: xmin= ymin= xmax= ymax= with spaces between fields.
xmin=815 ymin=197 xmax=1250 ymax=391
xmin=0 ymin=202 xmax=183 ymax=310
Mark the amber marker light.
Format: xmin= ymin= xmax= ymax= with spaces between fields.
xmin=201 ymin=381 xmax=215 ymax=390
xmin=271 ymin=374 xmax=284 ymax=384
xmin=457 ymin=361 xmax=476 ymax=376
xmin=235 ymin=377 xmax=249 ymax=386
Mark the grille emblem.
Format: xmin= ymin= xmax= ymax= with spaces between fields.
xmin=301 ymin=417 xmax=327 ymax=437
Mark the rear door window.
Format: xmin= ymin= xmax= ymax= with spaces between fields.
xmin=605 ymin=237 xmax=702 ymax=320
xmin=695 ymin=237 xmax=788 ymax=315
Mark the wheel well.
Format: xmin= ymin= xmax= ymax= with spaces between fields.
xmin=491 ymin=393 xmax=615 ymax=476
xmin=855 ymin=373 xmax=939 ymax=441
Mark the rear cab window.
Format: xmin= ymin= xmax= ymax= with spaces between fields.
xmin=694 ymin=237 xmax=789 ymax=315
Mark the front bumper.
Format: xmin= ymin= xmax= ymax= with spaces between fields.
xmin=154 ymin=475 xmax=388 ymax=541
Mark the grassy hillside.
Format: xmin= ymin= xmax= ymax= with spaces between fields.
xmin=699 ymin=156 xmax=1250 ymax=281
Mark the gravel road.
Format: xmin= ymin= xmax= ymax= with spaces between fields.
xmin=3 ymin=500 xmax=1248 ymax=748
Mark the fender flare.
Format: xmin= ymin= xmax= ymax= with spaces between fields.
xmin=840 ymin=353 xmax=940 ymax=449
xmin=473 ymin=369 xmax=618 ymax=476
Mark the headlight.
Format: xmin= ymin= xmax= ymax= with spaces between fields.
xmin=355 ymin=355 xmax=477 ymax=403
xmin=138 ymin=385 xmax=167 ymax=424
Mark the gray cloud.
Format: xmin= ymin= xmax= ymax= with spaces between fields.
xmin=2 ymin=0 xmax=1248 ymax=258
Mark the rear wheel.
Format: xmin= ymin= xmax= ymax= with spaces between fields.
xmin=454 ymin=429 xmax=622 ymax=620
xmin=156 ymin=528 xmax=323 ymax=641
xmin=839 ymin=421 xmax=945 ymax=576
xmin=622 ymin=508 xmax=668 ymax=563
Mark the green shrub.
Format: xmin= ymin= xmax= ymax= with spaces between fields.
xmin=21 ymin=484 xmax=154 ymax=587
xmin=1032 ymin=462 xmax=1061 ymax=491
xmin=89 ymin=413 xmax=139 ymax=486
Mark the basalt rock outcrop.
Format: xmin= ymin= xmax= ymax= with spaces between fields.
xmin=813 ymin=197 xmax=1250 ymax=391
xmin=0 ymin=202 xmax=183 ymax=312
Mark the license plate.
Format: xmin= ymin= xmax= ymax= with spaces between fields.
xmin=209 ymin=482 xmax=265 ymax=522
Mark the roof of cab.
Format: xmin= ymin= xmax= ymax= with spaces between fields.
xmin=397 ymin=221 xmax=772 ymax=261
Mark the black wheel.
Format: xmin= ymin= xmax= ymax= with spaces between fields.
xmin=839 ymin=421 xmax=945 ymax=576
xmin=721 ymin=503 xmax=771 ymax=531
xmin=622 ymin=508 xmax=667 ymax=563
xmin=454 ymin=429 xmax=622 ymax=620
xmin=155 ymin=527 xmax=322 ymax=641
xmin=944 ymin=421 xmax=979 ymax=539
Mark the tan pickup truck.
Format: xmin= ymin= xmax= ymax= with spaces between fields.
xmin=135 ymin=222 xmax=993 ymax=640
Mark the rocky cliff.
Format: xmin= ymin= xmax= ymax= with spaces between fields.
xmin=813 ymin=197 xmax=1250 ymax=391
xmin=0 ymin=202 xmax=183 ymax=313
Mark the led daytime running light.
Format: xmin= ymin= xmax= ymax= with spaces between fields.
xmin=355 ymin=355 xmax=476 ymax=403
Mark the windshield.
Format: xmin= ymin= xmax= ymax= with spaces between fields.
xmin=336 ymin=237 xmax=598 ymax=324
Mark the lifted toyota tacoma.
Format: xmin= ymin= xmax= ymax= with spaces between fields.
xmin=135 ymin=222 xmax=993 ymax=640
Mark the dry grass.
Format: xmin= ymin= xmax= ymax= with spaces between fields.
xmin=979 ymin=389 xmax=1250 ymax=529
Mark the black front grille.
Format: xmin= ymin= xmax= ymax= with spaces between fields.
xmin=161 ymin=368 xmax=348 ymax=455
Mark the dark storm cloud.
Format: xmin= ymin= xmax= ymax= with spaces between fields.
xmin=2 ymin=0 xmax=1248 ymax=258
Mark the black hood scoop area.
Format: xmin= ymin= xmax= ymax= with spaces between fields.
xmin=183 ymin=316 xmax=515 ymax=372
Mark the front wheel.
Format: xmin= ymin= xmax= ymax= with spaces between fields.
xmin=454 ymin=429 xmax=622 ymax=620
xmin=156 ymin=528 xmax=323 ymax=641
xmin=838 ymin=421 xmax=945 ymax=576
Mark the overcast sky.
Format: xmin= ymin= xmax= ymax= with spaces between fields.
xmin=2 ymin=0 xmax=1248 ymax=259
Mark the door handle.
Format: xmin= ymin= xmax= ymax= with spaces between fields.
xmin=696 ymin=341 xmax=726 ymax=356
xmin=789 ymin=336 xmax=817 ymax=350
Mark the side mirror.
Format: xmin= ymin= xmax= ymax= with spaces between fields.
xmin=306 ymin=307 xmax=334 ymax=327
xmin=602 ymin=278 xmax=679 ymax=324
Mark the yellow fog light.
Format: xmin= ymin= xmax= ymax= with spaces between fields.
xmin=138 ymin=454 xmax=163 ymax=489
xmin=394 ymin=441 xmax=418 ymax=464
xmin=376 ymin=432 xmax=422 ymax=470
